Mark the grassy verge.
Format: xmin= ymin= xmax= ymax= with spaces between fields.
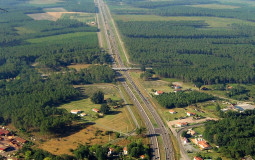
xmin=118 ymin=84 xmax=146 ymax=128
xmin=157 ymin=135 xmax=166 ymax=160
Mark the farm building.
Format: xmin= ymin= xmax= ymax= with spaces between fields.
xmin=92 ymin=108 xmax=100 ymax=113
xmin=0 ymin=129 xmax=10 ymax=136
xmin=123 ymin=147 xmax=128 ymax=155
xmin=194 ymin=157 xmax=203 ymax=160
xmin=155 ymin=90 xmax=164 ymax=95
xmin=15 ymin=137 xmax=27 ymax=144
xmin=80 ymin=113 xmax=87 ymax=117
xmin=176 ymin=122 xmax=188 ymax=127
xmin=187 ymin=112 xmax=195 ymax=116
xmin=169 ymin=110 xmax=176 ymax=114
xmin=70 ymin=110 xmax=82 ymax=114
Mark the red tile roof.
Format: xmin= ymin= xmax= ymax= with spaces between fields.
xmin=0 ymin=129 xmax=10 ymax=135
xmin=198 ymin=140 xmax=211 ymax=149
xmin=157 ymin=91 xmax=164 ymax=94
xmin=194 ymin=157 xmax=203 ymax=160
xmin=16 ymin=137 xmax=27 ymax=143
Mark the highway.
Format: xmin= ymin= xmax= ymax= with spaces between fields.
xmin=96 ymin=0 xmax=175 ymax=159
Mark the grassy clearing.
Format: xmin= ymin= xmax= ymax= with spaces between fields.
xmin=14 ymin=27 xmax=36 ymax=35
xmin=67 ymin=64 xmax=91 ymax=71
xmin=59 ymin=84 xmax=120 ymax=120
xmin=39 ymin=125 xmax=112 ymax=155
xmin=62 ymin=13 xmax=96 ymax=24
xmin=118 ymin=84 xmax=146 ymax=128
xmin=157 ymin=135 xmax=166 ymax=160
xmin=44 ymin=7 xmax=67 ymax=12
xmin=60 ymin=84 xmax=135 ymax=133
xmin=59 ymin=98 xmax=101 ymax=121
xmin=188 ymin=4 xmax=240 ymax=9
xmin=27 ymin=13 xmax=58 ymax=21
xmin=27 ymin=32 xmax=97 ymax=44
xmin=95 ymin=106 xmax=135 ymax=133
xmin=29 ymin=0 xmax=62 ymax=4
xmin=114 ymin=15 xmax=255 ymax=28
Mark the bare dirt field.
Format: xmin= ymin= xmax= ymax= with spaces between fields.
xmin=27 ymin=13 xmax=58 ymax=21
xmin=67 ymin=64 xmax=91 ymax=71
xmin=39 ymin=125 xmax=113 ymax=155
xmin=27 ymin=12 xmax=82 ymax=21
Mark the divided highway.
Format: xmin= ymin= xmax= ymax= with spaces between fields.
xmin=96 ymin=0 xmax=175 ymax=159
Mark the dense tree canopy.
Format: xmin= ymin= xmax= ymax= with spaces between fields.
xmin=109 ymin=0 xmax=255 ymax=85
xmin=155 ymin=91 xmax=214 ymax=108
xmin=204 ymin=110 xmax=255 ymax=159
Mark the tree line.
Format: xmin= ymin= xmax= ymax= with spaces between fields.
xmin=154 ymin=91 xmax=214 ymax=108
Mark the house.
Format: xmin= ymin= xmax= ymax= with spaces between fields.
xmin=0 ymin=129 xmax=10 ymax=136
xmin=183 ymin=137 xmax=189 ymax=144
xmin=123 ymin=147 xmax=128 ymax=155
xmin=80 ymin=113 xmax=87 ymax=117
xmin=113 ymin=106 xmax=119 ymax=109
xmin=16 ymin=137 xmax=27 ymax=144
xmin=155 ymin=90 xmax=164 ymax=95
xmin=194 ymin=157 xmax=203 ymax=160
xmin=194 ymin=138 xmax=212 ymax=150
xmin=187 ymin=129 xmax=196 ymax=136
xmin=140 ymin=155 xmax=145 ymax=159
xmin=70 ymin=110 xmax=81 ymax=114
xmin=108 ymin=148 xmax=114 ymax=156
xmin=187 ymin=112 xmax=195 ymax=116
xmin=176 ymin=122 xmax=188 ymax=127
xmin=0 ymin=144 xmax=8 ymax=152
xmin=92 ymin=108 xmax=100 ymax=113
xmin=227 ymin=86 xmax=233 ymax=89
xmin=169 ymin=110 xmax=176 ymax=114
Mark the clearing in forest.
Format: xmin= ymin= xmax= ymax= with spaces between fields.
xmin=29 ymin=0 xmax=62 ymax=4
xmin=188 ymin=4 xmax=240 ymax=9
xmin=67 ymin=64 xmax=91 ymax=71
xmin=43 ymin=7 xmax=67 ymax=12
xmin=27 ymin=12 xmax=83 ymax=21
xmin=59 ymin=84 xmax=135 ymax=132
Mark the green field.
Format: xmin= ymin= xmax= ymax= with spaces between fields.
xmin=27 ymin=32 xmax=97 ymax=44
xmin=62 ymin=13 xmax=96 ymax=23
xmin=59 ymin=84 xmax=135 ymax=133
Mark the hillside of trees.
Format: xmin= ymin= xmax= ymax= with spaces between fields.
xmin=204 ymin=110 xmax=255 ymax=159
